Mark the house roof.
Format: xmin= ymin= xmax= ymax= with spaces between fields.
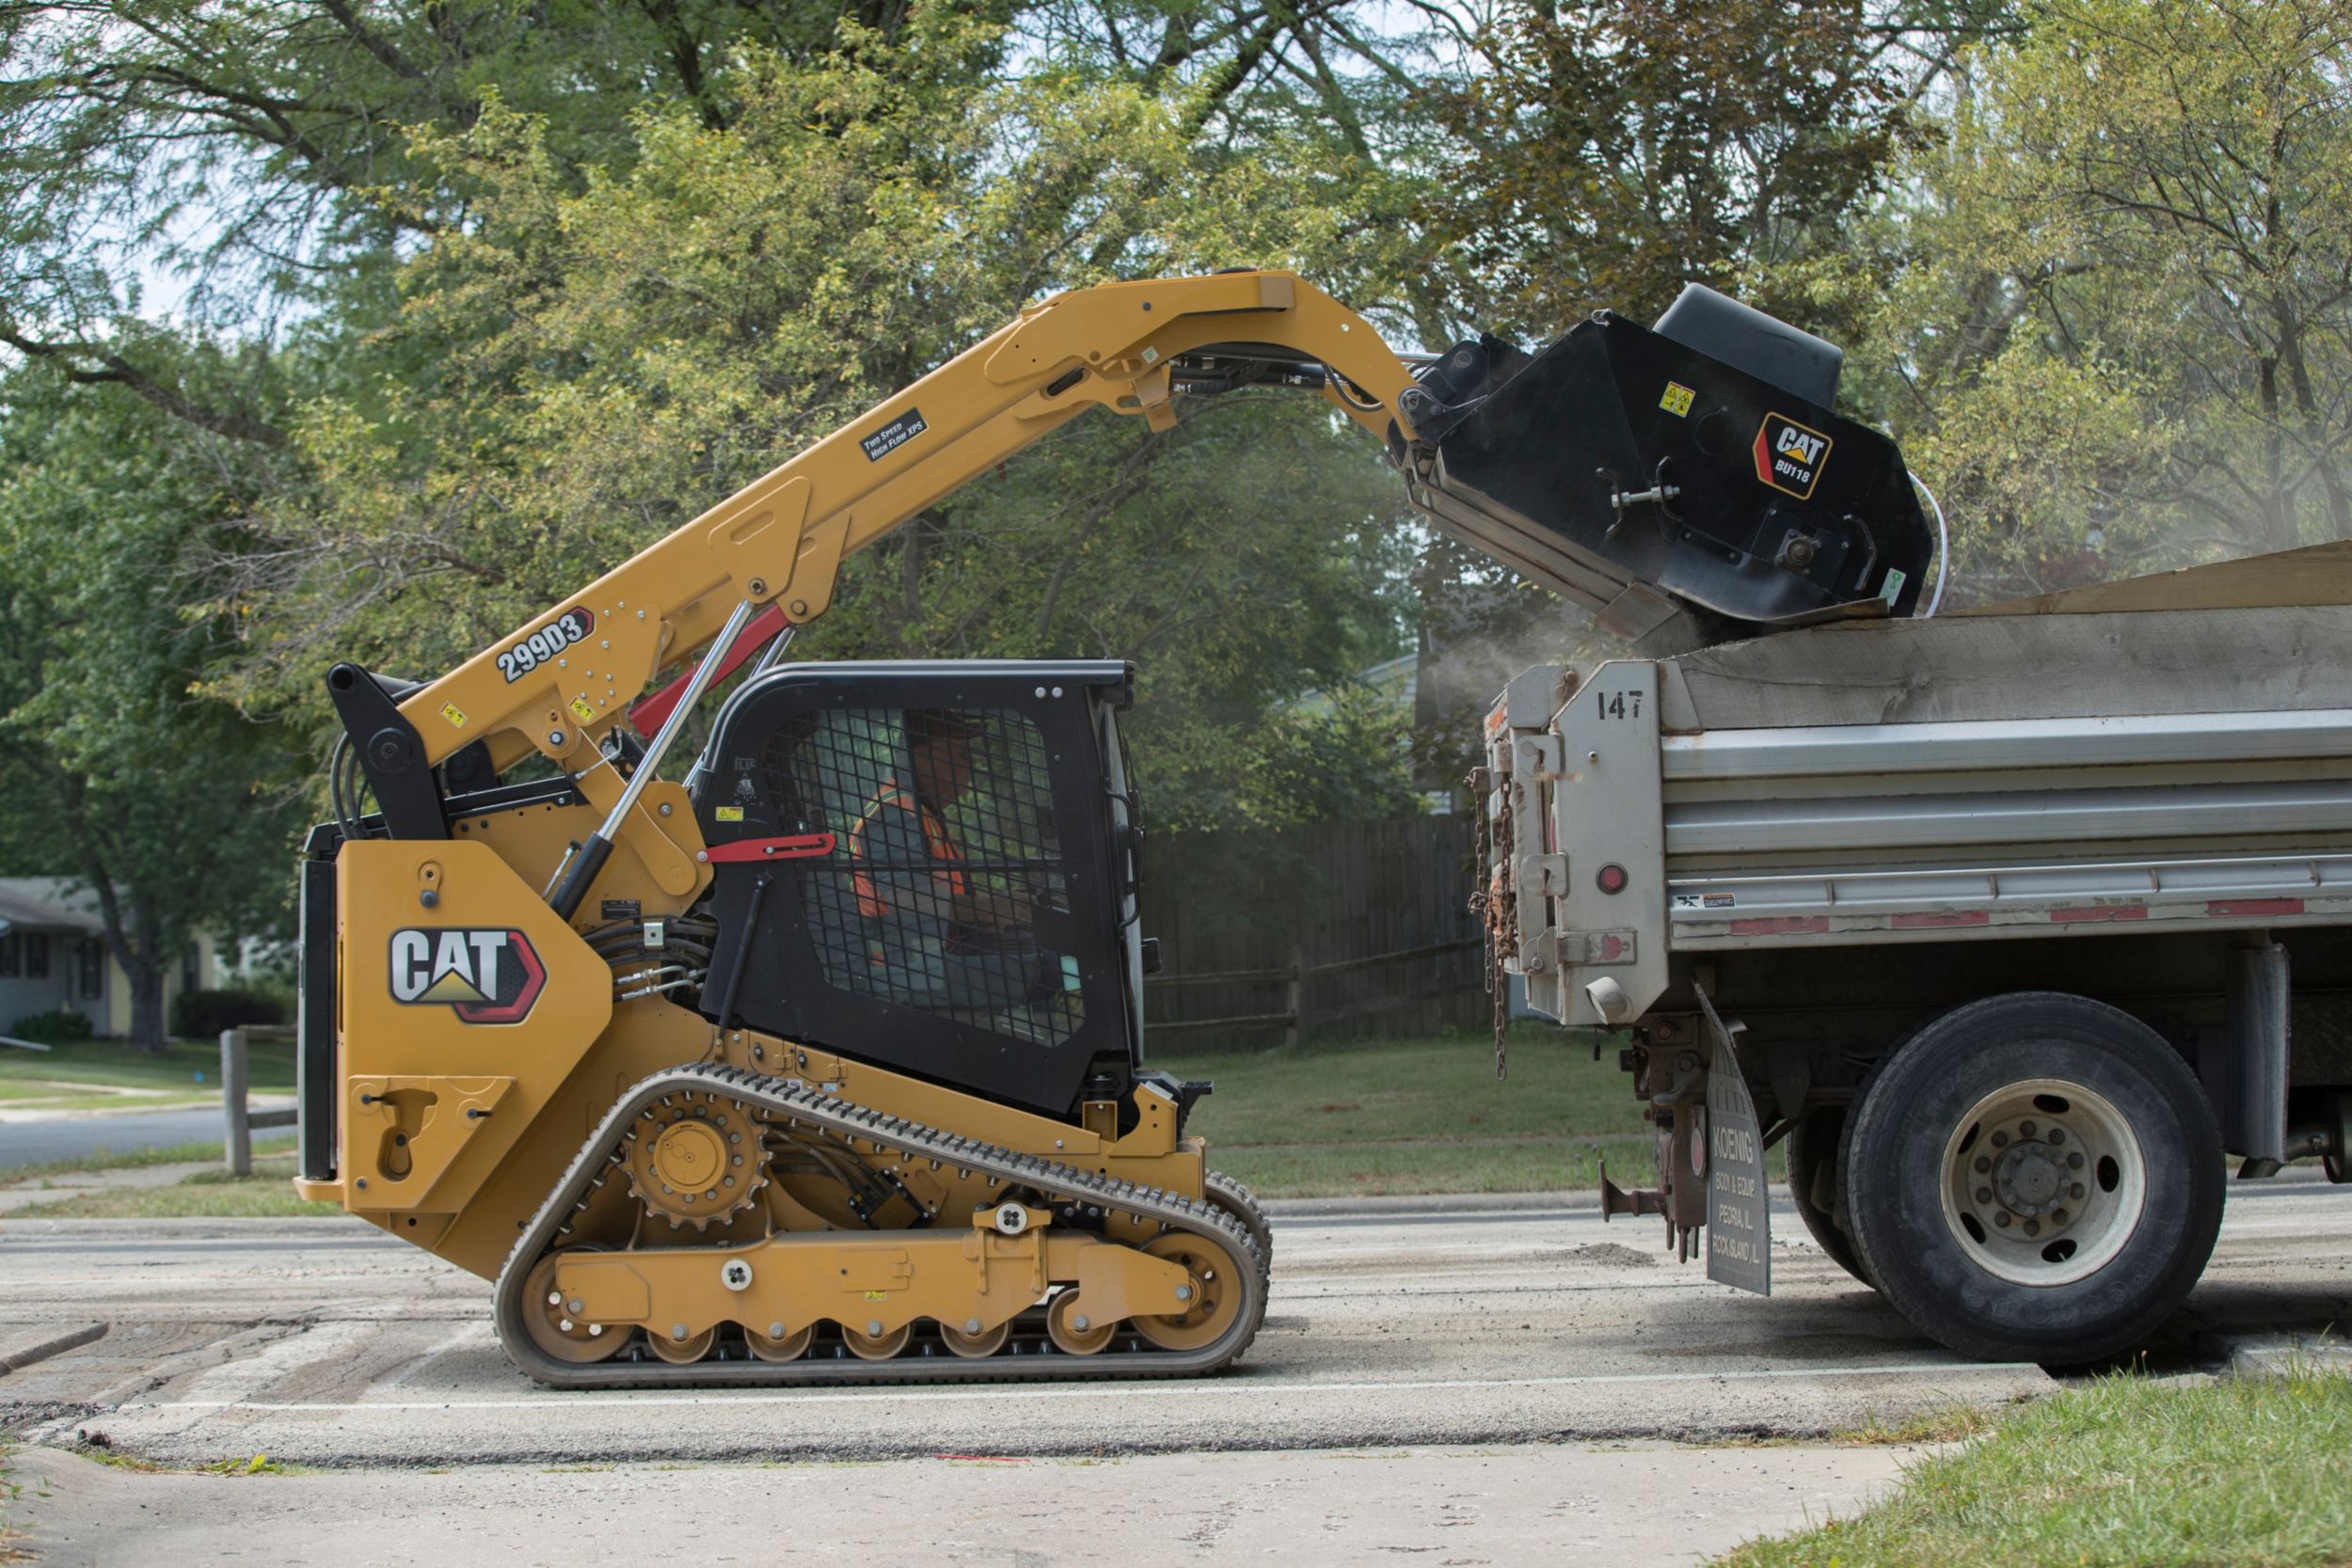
xmin=0 ymin=879 xmax=106 ymax=939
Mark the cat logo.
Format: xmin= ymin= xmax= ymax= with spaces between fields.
xmin=389 ymin=927 xmax=547 ymax=1024
xmin=1754 ymin=412 xmax=1833 ymax=499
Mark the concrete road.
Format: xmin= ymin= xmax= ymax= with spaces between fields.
xmin=8 ymin=1439 xmax=1922 ymax=1568
xmin=5 ymin=1189 xmax=2282 ymax=1469
xmin=0 ymin=1101 xmax=295 ymax=1168
xmin=4 ymin=1184 xmax=2344 ymax=1565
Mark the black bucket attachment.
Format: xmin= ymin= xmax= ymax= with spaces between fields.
xmin=1401 ymin=286 xmax=1931 ymax=645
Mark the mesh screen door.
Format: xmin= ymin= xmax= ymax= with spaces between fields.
xmin=760 ymin=706 xmax=1081 ymax=1046
xmin=693 ymin=663 xmax=1136 ymax=1115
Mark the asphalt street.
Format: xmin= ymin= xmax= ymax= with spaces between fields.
xmin=0 ymin=1100 xmax=296 ymax=1168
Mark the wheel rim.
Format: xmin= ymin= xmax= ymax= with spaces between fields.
xmin=1045 ymin=1291 xmax=1116 ymax=1355
xmin=1130 ymin=1233 xmax=1242 ymax=1352
xmin=520 ymin=1255 xmax=626 ymax=1365
xmin=840 ymin=1323 xmax=911 ymax=1360
xmin=1938 ymin=1077 xmax=2146 ymax=1287
xmin=937 ymin=1320 xmax=1010 ymax=1359
xmin=742 ymin=1322 xmax=814 ymax=1362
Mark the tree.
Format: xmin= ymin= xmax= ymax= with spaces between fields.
xmin=0 ymin=361 xmax=308 ymax=1046
xmin=199 ymin=23 xmax=1419 ymax=826
xmin=1833 ymin=0 xmax=2352 ymax=601
xmin=1421 ymin=0 xmax=1931 ymax=337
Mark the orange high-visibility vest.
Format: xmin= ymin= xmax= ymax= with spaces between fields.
xmin=850 ymin=784 xmax=967 ymax=919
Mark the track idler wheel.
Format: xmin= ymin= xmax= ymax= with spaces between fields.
xmin=743 ymin=1322 xmax=815 ymax=1361
xmin=520 ymin=1255 xmax=626 ymax=1365
xmin=1131 ymin=1231 xmax=1243 ymax=1352
xmin=840 ymin=1322 xmax=913 ymax=1360
xmin=938 ymin=1320 xmax=1011 ymax=1359
xmin=1045 ymin=1291 xmax=1117 ymax=1355
xmin=648 ymin=1324 xmax=717 ymax=1364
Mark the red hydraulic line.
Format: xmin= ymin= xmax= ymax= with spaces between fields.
xmin=629 ymin=604 xmax=791 ymax=738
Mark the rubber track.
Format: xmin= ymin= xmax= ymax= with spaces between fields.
xmin=493 ymin=1063 xmax=1267 ymax=1387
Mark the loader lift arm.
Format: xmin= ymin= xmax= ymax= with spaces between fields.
xmin=335 ymin=267 xmax=1931 ymax=909
xmin=332 ymin=272 xmax=1425 ymax=908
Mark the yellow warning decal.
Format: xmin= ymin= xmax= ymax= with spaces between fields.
xmin=568 ymin=695 xmax=596 ymax=724
xmin=715 ymin=806 xmax=745 ymax=822
xmin=1659 ymin=381 xmax=1695 ymax=418
xmin=863 ymin=1291 xmax=888 ymax=1302
xmin=439 ymin=702 xmax=468 ymax=730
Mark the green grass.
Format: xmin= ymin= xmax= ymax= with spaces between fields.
xmin=0 ymin=1035 xmax=295 ymax=1095
xmin=4 ymin=1151 xmax=330 ymax=1219
xmin=1156 ymin=1023 xmax=1724 ymax=1198
xmin=1713 ymin=1370 xmax=2352 ymax=1567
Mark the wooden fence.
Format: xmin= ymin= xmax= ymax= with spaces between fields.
xmin=1136 ymin=815 xmax=1487 ymax=1053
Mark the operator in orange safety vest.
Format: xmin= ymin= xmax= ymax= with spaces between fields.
xmin=848 ymin=711 xmax=1032 ymax=1013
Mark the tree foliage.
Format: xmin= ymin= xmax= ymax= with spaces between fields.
xmin=1839 ymin=0 xmax=2352 ymax=599
xmin=0 ymin=358 xmax=307 ymax=1045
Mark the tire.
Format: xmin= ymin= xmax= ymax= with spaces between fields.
xmin=1844 ymin=991 xmax=2223 ymax=1365
xmin=1785 ymin=1105 xmax=1874 ymax=1290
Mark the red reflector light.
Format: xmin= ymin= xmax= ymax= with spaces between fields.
xmin=1596 ymin=863 xmax=1629 ymax=895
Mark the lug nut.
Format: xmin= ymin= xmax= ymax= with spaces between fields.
xmin=2024 ymin=1219 xmax=2040 ymax=1237
xmin=770 ymin=1322 xmax=786 ymax=1338
xmin=2020 ymin=1120 xmax=2037 ymax=1137
xmin=1994 ymin=1212 xmax=2011 ymax=1227
xmin=1993 ymin=1131 xmax=2010 ymax=1148
xmin=2070 ymin=1182 xmax=2087 ymax=1199
xmin=1174 ymin=1285 xmax=1194 ymax=1304
xmin=2047 ymin=1128 xmax=2064 ymax=1145
xmin=568 ymin=1297 xmax=584 ymax=1314
xmin=2068 ymin=1152 xmax=2086 ymax=1169
xmin=866 ymin=1320 xmax=884 ymax=1337
xmin=1975 ymin=1156 xmax=1992 ymax=1174
xmin=965 ymin=1319 xmax=983 ymax=1334
xmin=1976 ymin=1187 xmax=1994 ymax=1204
xmin=1072 ymin=1314 xmax=1091 ymax=1332
xmin=2052 ymin=1209 xmax=2069 ymax=1224
xmin=673 ymin=1323 xmax=690 ymax=1339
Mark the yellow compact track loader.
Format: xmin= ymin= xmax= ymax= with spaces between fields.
xmin=294 ymin=270 xmax=1934 ymax=1384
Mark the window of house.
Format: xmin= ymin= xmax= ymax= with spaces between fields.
xmin=79 ymin=940 xmax=103 ymax=1000
xmin=24 ymin=932 xmax=48 ymax=978
xmin=0 ymin=932 xmax=17 ymax=977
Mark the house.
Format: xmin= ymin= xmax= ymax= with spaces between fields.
xmin=0 ymin=879 xmax=221 ymax=1038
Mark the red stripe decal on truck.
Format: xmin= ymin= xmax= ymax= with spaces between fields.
xmin=2206 ymin=898 xmax=2305 ymax=917
xmin=1729 ymin=915 xmax=1831 ymax=936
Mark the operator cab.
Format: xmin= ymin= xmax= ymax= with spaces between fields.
xmin=690 ymin=660 xmax=1146 ymax=1117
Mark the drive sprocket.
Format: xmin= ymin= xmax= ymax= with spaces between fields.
xmin=620 ymin=1086 xmax=771 ymax=1231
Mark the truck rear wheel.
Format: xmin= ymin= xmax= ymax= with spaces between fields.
xmin=1785 ymin=1106 xmax=1873 ymax=1290
xmin=1844 ymin=992 xmax=2223 ymax=1365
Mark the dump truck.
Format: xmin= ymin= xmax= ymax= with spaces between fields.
xmin=1482 ymin=546 xmax=2352 ymax=1363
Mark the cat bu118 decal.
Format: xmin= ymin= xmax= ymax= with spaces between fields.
xmin=389 ymin=928 xmax=547 ymax=1024
xmin=1753 ymin=412 xmax=1833 ymax=500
